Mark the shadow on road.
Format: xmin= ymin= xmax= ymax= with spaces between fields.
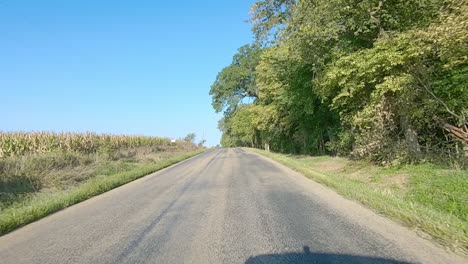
xmin=245 ymin=246 xmax=412 ymax=264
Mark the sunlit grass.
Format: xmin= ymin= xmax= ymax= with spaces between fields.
xmin=0 ymin=150 xmax=204 ymax=235
xmin=0 ymin=131 xmax=205 ymax=235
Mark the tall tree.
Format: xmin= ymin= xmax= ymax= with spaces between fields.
xmin=209 ymin=44 xmax=262 ymax=114
xmin=249 ymin=0 xmax=296 ymax=42
xmin=211 ymin=0 xmax=467 ymax=165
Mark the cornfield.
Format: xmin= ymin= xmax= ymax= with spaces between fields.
xmin=0 ymin=132 xmax=172 ymax=158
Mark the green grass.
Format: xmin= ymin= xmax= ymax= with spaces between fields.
xmin=0 ymin=149 xmax=205 ymax=235
xmin=247 ymin=148 xmax=468 ymax=255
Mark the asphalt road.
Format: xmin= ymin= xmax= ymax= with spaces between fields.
xmin=0 ymin=148 xmax=464 ymax=264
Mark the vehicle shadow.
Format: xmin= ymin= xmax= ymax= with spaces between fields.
xmin=245 ymin=246 xmax=412 ymax=264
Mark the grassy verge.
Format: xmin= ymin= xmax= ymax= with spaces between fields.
xmin=247 ymin=148 xmax=468 ymax=255
xmin=0 ymin=149 xmax=205 ymax=235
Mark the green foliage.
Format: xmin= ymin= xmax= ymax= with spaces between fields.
xmin=198 ymin=139 xmax=207 ymax=148
xmin=249 ymin=0 xmax=295 ymax=41
xmin=219 ymin=104 xmax=272 ymax=148
xmin=255 ymin=44 xmax=340 ymax=153
xmin=320 ymin=1 xmax=468 ymax=162
xmin=184 ymin=133 xmax=196 ymax=143
xmin=212 ymin=0 xmax=468 ymax=166
xmin=209 ymin=44 xmax=262 ymax=114
xmin=326 ymin=130 xmax=354 ymax=156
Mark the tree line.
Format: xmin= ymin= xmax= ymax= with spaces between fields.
xmin=210 ymin=0 xmax=467 ymax=166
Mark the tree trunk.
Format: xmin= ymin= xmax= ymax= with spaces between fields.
xmin=400 ymin=115 xmax=421 ymax=159
xmin=441 ymin=122 xmax=468 ymax=145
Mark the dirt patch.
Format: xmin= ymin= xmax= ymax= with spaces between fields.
xmin=347 ymin=170 xmax=373 ymax=182
xmin=383 ymin=173 xmax=409 ymax=190
xmin=312 ymin=157 xmax=348 ymax=173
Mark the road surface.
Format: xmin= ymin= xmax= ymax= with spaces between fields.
xmin=0 ymin=148 xmax=464 ymax=264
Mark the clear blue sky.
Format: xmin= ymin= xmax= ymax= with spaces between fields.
xmin=0 ymin=0 xmax=255 ymax=146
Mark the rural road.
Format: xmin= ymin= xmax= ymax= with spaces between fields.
xmin=0 ymin=148 xmax=464 ymax=264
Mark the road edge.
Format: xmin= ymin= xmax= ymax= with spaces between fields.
xmin=0 ymin=149 xmax=211 ymax=236
xmin=242 ymin=147 xmax=467 ymax=263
